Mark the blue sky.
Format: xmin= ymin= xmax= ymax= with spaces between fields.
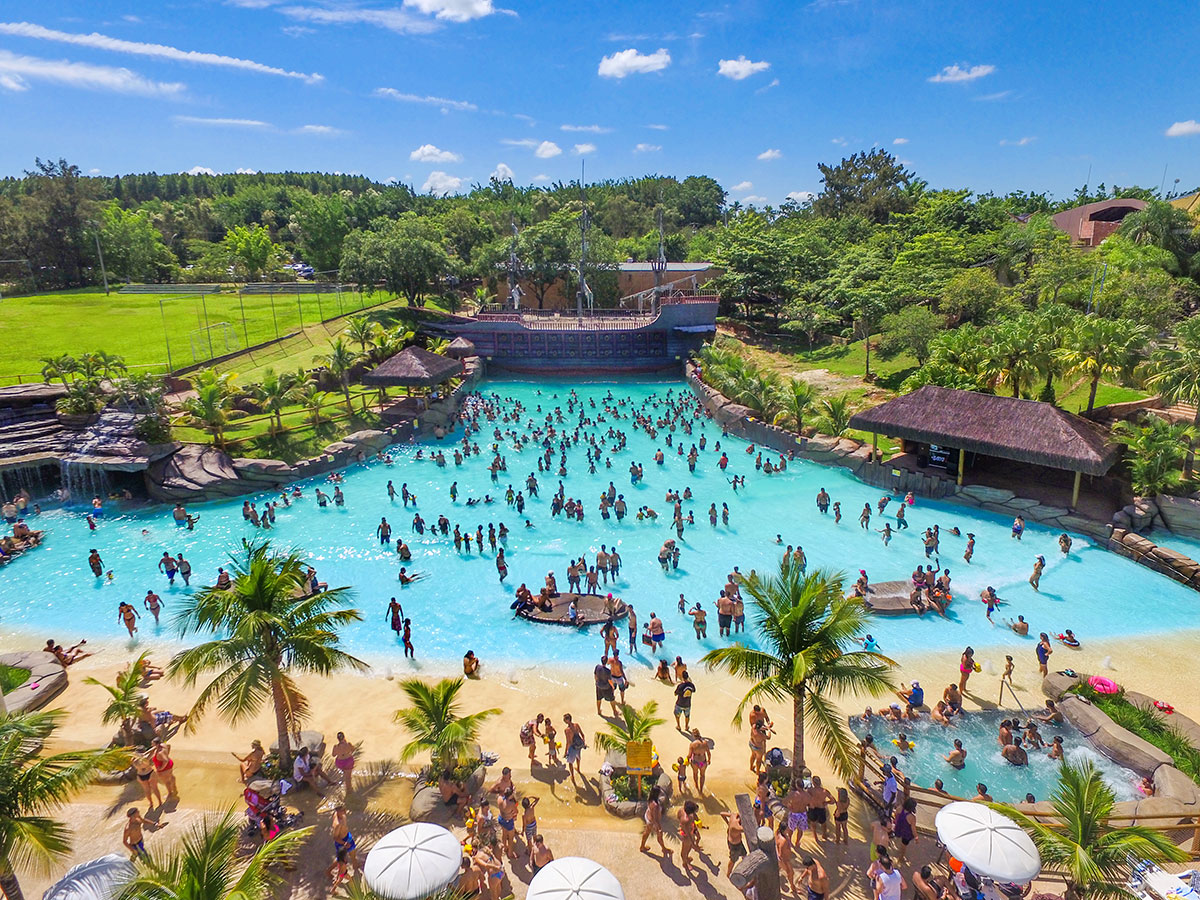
xmin=1 ymin=0 xmax=1198 ymax=205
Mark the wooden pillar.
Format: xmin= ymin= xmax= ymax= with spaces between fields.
xmin=956 ymin=448 xmax=965 ymax=486
xmin=872 ymin=431 xmax=878 ymax=463
xmin=1071 ymin=470 xmax=1081 ymax=509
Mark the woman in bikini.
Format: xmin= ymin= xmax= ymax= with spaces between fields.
xmin=151 ymin=738 xmax=178 ymax=800
xmin=638 ymin=785 xmax=672 ymax=857
xmin=688 ymin=729 xmax=710 ymax=796
xmin=233 ymin=739 xmax=264 ymax=784
xmin=132 ymin=749 xmax=163 ymax=808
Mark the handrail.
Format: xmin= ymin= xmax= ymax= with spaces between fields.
xmin=998 ymin=679 xmax=1035 ymax=720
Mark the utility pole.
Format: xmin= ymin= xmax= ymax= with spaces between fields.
xmin=650 ymin=206 xmax=667 ymax=316
xmin=92 ymin=228 xmax=109 ymax=295
xmin=507 ymin=216 xmax=523 ymax=310
xmin=576 ymin=161 xmax=592 ymax=318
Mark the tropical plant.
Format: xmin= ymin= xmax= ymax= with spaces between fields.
xmin=773 ymin=378 xmax=816 ymax=433
xmin=344 ymin=316 xmax=377 ymax=356
xmin=293 ymin=382 xmax=327 ymax=426
xmin=115 ymin=810 xmax=313 ymax=900
xmin=982 ymin=318 xmax=1042 ymax=399
xmin=816 ymin=393 xmax=852 ymax=437
xmin=183 ymin=382 xmax=235 ymax=447
xmin=54 ymin=378 xmax=104 ymax=416
xmin=1057 ymin=317 xmax=1149 ymax=413
xmin=250 ymin=368 xmax=298 ymax=434
xmin=1112 ymin=416 xmax=1197 ymax=496
xmin=111 ymin=372 xmax=166 ymax=414
xmin=39 ymin=354 xmax=77 ymax=387
xmin=0 ymin=709 xmax=128 ymax=900
xmin=167 ymin=540 xmax=366 ymax=769
xmin=1142 ymin=316 xmax=1200 ymax=476
xmin=594 ymin=700 xmax=665 ymax=753
xmin=992 ymin=761 xmax=1186 ymax=900
xmin=702 ymin=565 xmax=894 ymax=777
xmin=393 ymin=677 xmax=500 ymax=771
xmin=83 ymin=652 xmax=150 ymax=747
xmin=426 ymin=337 xmax=450 ymax=355
xmin=322 ymin=338 xmax=360 ymax=413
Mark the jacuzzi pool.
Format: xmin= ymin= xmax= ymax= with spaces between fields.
xmin=850 ymin=708 xmax=1140 ymax=803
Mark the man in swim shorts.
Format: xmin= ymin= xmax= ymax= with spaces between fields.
xmin=785 ymin=778 xmax=810 ymax=847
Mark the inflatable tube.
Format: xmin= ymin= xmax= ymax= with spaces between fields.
xmin=1088 ymin=675 xmax=1119 ymax=694
xmin=1154 ymin=700 xmax=1175 ymax=714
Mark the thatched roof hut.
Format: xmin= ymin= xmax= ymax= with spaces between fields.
xmin=849 ymin=386 xmax=1118 ymax=476
xmin=363 ymin=346 xmax=463 ymax=388
xmin=445 ymin=336 xmax=477 ymax=359
xmin=849 ymin=386 xmax=1118 ymax=506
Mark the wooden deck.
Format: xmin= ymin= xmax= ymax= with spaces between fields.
xmin=515 ymin=591 xmax=628 ymax=627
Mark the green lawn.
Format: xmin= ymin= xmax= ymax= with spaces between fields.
xmin=1057 ymin=380 xmax=1147 ymax=414
xmin=0 ymin=286 xmax=403 ymax=380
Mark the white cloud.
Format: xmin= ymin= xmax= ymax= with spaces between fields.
xmin=928 ymin=63 xmax=995 ymax=84
xmin=295 ymin=123 xmax=341 ymax=135
xmin=830 ymin=137 xmax=848 ymax=146
xmin=403 ymin=0 xmax=498 ymax=22
xmin=122 ymin=14 xmax=142 ymax=23
xmin=281 ymin=24 xmax=315 ymax=36
xmin=561 ymin=124 xmax=611 ymax=133
xmin=422 ymin=170 xmax=463 ymax=195
xmin=410 ymin=143 xmax=462 ymax=163
xmin=786 ymin=191 xmax=814 ymax=203
xmin=742 ymin=195 xmax=768 ymax=205
xmin=276 ymin=6 xmax=438 ymax=36
xmin=0 ymin=50 xmax=185 ymax=96
xmin=184 ymin=165 xmax=218 ymax=176
xmin=999 ymin=136 xmax=1035 ymax=146
xmin=731 ymin=180 xmax=753 ymax=192
xmin=501 ymin=138 xmax=538 ymax=148
xmin=235 ymin=167 xmax=259 ymax=174
xmin=373 ymin=87 xmax=476 ymax=111
xmin=646 ymin=123 xmax=668 ymax=130
xmin=598 ymin=47 xmax=671 ymax=78
xmin=755 ymin=77 xmax=780 ymax=94
xmin=0 ymin=21 xmax=323 ymax=83
xmin=532 ymin=173 xmax=551 ymax=183
xmin=892 ymin=137 xmax=909 ymax=145
xmin=633 ymin=143 xmax=661 ymax=153
xmin=535 ymin=140 xmax=562 ymax=158
xmin=717 ymin=55 xmax=770 ymax=80
xmin=490 ymin=162 xmax=514 ymax=180
xmin=174 ymin=115 xmax=271 ymax=128
xmin=87 ymin=167 xmax=102 ymax=174
xmin=1166 ymin=120 xmax=1200 ymax=138
xmin=572 ymin=142 xmax=596 ymax=155
xmin=757 ymin=148 xmax=782 ymax=160
xmin=974 ymin=90 xmax=1011 ymax=102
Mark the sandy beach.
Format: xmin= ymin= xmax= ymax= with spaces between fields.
xmin=9 ymin=623 xmax=1200 ymax=900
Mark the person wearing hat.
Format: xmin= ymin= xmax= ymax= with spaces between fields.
xmin=878 ymin=762 xmax=898 ymax=811
xmin=898 ymin=681 xmax=923 ymax=708
xmin=1029 ymin=555 xmax=1046 ymax=591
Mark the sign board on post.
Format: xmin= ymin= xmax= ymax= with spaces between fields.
xmin=626 ymin=740 xmax=654 ymax=775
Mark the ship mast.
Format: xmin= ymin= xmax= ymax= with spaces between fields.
xmin=576 ymin=161 xmax=593 ymax=318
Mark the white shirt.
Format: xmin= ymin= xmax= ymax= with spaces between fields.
xmin=877 ymin=869 xmax=903 ymax=900
xmin=293 ymin=755 xmax=311 ymax=782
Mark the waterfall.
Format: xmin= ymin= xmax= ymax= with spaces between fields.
xmin=0 ymin=464 xmax=53 ymax=503
xmin=58 ymin=461 xmax=111 ymax=508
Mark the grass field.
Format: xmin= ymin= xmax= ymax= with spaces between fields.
xmin=0 ymin=286 xmax=405 ymax=380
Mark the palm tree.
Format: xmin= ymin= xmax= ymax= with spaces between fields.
xmin=816 ymin=394 xmax=852 ymax=437
xmin=0 ymin=709 xmax=128 ymax=900
xmin=594 ymin=701 xmax=665 ymax=753
xmin=1112 ymin=417 xmax=1197 ymax=496
xmin=426 ymin=337 xmax=450 ymax=355
xmin=773 ymin=378 xmax=816 ymax=433
xmin=167 ymin=540 xmax=366 ymax=770
xmin=1057 ymin=317 xmax=1149 ymax=413
xmin=84 ymin=653 xmax=150 ymax=747
xmin=345 ymin=316 xmax=377 ymax=356
xmin=115 ymin=810 xmax=312 ymax=900
xmin=702 ymin=565 xmax=894 ymax=777
xmin=250 ymin=368 xmax=297 ymax=435
xmin=293 ymin=382 xmax=328 ymax=427
xmin=183 ymin=382 xmax=235 ymax=448
xmin=983 ymin=319 xmax=1042 ymax=398
xmin=393 ymin=678 xmax=500 ymax=771
xmin=39 ymin=354 xmax=77 ymax=387
xmin=1142 ymin=316 xmax=1200 ymax=476
xmin=322 ymin=338 xmax=359 ymax=414
xmin=992 ymin=760 xmax=1186 ymax=900
xmin=91 ymin=350 xmax=128 ymax=380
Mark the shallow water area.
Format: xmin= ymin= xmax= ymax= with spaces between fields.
xmin=850 ymin=709 xmax=1140 ymax=803
xmin=3 ymin=377 xmax=1200 ymax=671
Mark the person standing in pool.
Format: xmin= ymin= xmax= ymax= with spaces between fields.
xmin=1029 ymin=555 xmax=1045 ymax=591
xmin=144 ymin=590 xmax=163 ymax=625
xmin=402 ymin=619 xmax=414 ymax=658
xmin=1036 ymin=632 xmax=1053 ymax=676
xmin=88 ymin=549 xmax=103 ymax=577
xmin=157 ymin=551 xmax=177 ymax=584
xmin=1059 ymin=533 xmax=1072 ymax=554
xmin=118 ymin=601 xmax=140 ymax=636
xmin=386 ymin=597 xmax=403 ymax=636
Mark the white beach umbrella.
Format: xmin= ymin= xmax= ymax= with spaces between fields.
xmin=935 ymin=801 xmax=1041 ymax=883
xmin=363 ymin=823 xmax=463 ymax=900
xmin=42 ymin=854 xmax=135 ymax=900
xmin=526 ymin=857 xmax=625 ymax=900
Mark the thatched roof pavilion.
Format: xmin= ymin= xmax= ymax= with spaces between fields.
xmin=445 ymin=336 xmax=476 ymax=359
xmin=363 ymin=346 xmax=463 ymax=388
xmin=848 ymin=386 xmax=1118 ymax=506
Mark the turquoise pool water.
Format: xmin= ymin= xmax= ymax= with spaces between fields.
xmin=850 ymin=709 xmax=1140 ymax=802
xmin=2 ymin=378 xmax=1200 ymax=667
